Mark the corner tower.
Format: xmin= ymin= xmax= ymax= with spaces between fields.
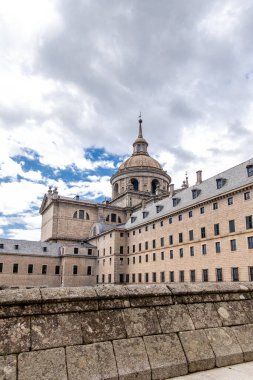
xmin=110 ymin=116 xmax=171 ymax=208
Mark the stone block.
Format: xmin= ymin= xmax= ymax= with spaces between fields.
xmin=123 ymin=307 xmax=161 ymax=337
xmin=187 ymin=303 xmax=222 ymax=329
xmin=41 ymin=300 xmax=98 ymax=314
xmin=113 ymin=337 xmax=151 ymax=379
xmin=96 ymin=285 xmax=130 ymax=309
xmin=216 ymin=301 xmax=249 ymax=326
xmin=0 ymin=317 xmax=30 ymax=354
xmin=205 ymin=327 xmax=243 ymax=367
xmin=18 ymin=347 xmax=67 ymax=380
xmin=144 ymin=334 xmax=188 ymax=379
xmin=0 ymin=288 xmax=42 ymax=305
xmin=31 ymin=313 xmax=82 ymax=350
xmin=241 ymin=299 xmax=253 ymax=322
xmin=80 ymin=309 xmax=126 ymax=343
xmin=156 ymin=304 xmax=194 ymax=333
xmin=0 ymin=355 xmax=17 ymax=380
xmin=0 ymin=304 xmax=41 ymax=318
xmin=128 ymin=284 xmax=172 ymax=307
xmin=174 ymin=294 xmax=222 ymax=304
xmin=66 ymin=342 xmax=118 ymax=380
xmin=232 ymin=324 xmax=253 ymax=362
xmin=179 ymin=330 xmax=215 ymax=372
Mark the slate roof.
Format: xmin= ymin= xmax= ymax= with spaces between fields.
xmin=0 ymin=239 xmax=62 ymax=256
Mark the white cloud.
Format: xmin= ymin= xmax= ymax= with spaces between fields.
xmin=8 ymin=228 xmax=41 ymax=241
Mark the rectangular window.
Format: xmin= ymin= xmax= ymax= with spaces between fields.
xmin=248 ymin=236 xmax=253 ymax=249
xmin=132 ymin=274 xmax=136 ymax=283
xmin=190 ymin=270 xmax=195 ymax=282
xmin=169 ymin=217 xmax=172 ymax=224
xmin=249 ymin=267 xmax=253 ymax=281
xmin=133 ymin=230 xmax=136 ymax=236
xmin=200 ymin=207 xmax=205 ymax=214
xmin=160 ymin=220 xmax=164 ymax=227
xmin=161 ymin=251 xmax=164 ymax=260
xmin=74 ymin=247 xmax=79 ymax=254
xmin=246 ymin=216 xmax=253 ymax=229
xmin=87 ymin=266 xmax=92 ymax=275
xmin=73 ymin=265 xmax=78 ymax=275
xmin=232 ymin=267 xmax=239 ymax=281
xmin=160 ymin=237 xmax=164 ymax=247
xmin=179 ymin=248 xmax=183 ymax=258
xmin=88 ymin=248 xmax=92 ymax=255
xmin=0 ymin=244 xmax=4 ymax=249
xmin=145 ymin=254 xmax=149 ymax=262
xmin=179 ymin=233 xmax=183 ymax=243
xmin=169 ymin=235 xmax=173 ymax=245
xmin=153 ymin=224 xmax=156 ymax=229
xmin=152 ymin=272 xmax=157 ymax=283
xmin=133 ymin=257 xmax=135 ymax=264
xmin=190 ymin=246 xmax=194 ymax=256
xmin=42 ymin=265 xmax=47 ymax=275
xmin=138 ymin=273 xmax=142 ymax=283
xmin=145 ymin=273 xmax=149 ymax=283
xmin=127 ymin=246 xmax=129 ymax=254
xmin=139 ymin=255 xmax=141 ymax=263
xmin=55 ymin=265 xmax=60 ymax=275
xmin=230 ymin=239 xmax=237 ymax=251
xmin=14 ymin=244 xmax=19 ymax=250
xmin=202 ymin=244 xmax=207 ymax=255
xmin=214 ymin=223 xmax=220 ymax=236
xmin=213 ymin=202 xmax=218 ymax=210
xmin=120 ymin=232 xmax=124 ymax=237
xmin=170 ymin=271 xmax=174 ymax=282
xmin=170 ymin=250 xmax=173 ymax=259
xmin=247 ymin=165 xmax=253 ymax=177
xmin=133 ymin=245 xmax=135 ymax=253
xmin=0 ymin=263 xmax=3 ymax=272
xmin=189 ymin=230 xmax=194 ymax=241
xmin=139 ymin=243 xmax=142 ymax=251
xmin=228 ymin=197 xmax=233 ymax=205
xmin=111 ymin=213 xmax=117 ymax=222
xmin=178 ymin=214 xmax=182 ymax=221
xmin=120 ymin=246 xmax=124 ymax=254
xmin=79 ymin=210 xmax=84 ymax=219
xmin=203 ymin=269 xmax=208 ymax=282
xmin=28 ymin=264 xmax=33 ymax=274
xmin=43 ymin=247 xmax=47 ymax=252
xmin=102 ymin=274 xmax=105 ymax=283
xmin=152 ymin=240 xmax=156 ymax=249
xmin=216 ymin=268 xmax=223 ymax=282
xmin=108 ymin=274 xmax=112 ymax=283
xmin=110 ymin=246 xmax=112 ymax=254
xmin=145 ymin=226 xmax=148 ymax=231
xmin=119 ymin=274 xmax=124 ymax=283
xmin=229 ymin=220 xmax=235 ymax=233
xmin=153 ymin=252 xmax=156 ymax=261
xmin=179 ymin=270 xmax=184 ymax=282
xmin=244 ymin=191 xmax=250 ymax=200
xmin=13 ymin=263 xmax=18 ymax=273
xmin=189 ymin=210 xmax=193 ymax=218
xmin=215 ymin=242 xmax=221 ymax=253
xmin=125 ymin=274 xmax=129 ymax=283
xmin=160 ymin=271 xmax=165 ymax=282
xmin=145 ymin=241 xmax=148 ymax=250
xmin=201 ymin=227 xmax=206 ymax=238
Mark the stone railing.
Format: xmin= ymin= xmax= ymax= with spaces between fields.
xmin=1 ymin=283 xmax=253 ymax=379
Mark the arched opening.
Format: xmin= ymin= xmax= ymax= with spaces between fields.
xmin=114 ymin=183 xmax=119 ymax=197
xmin=73 ymin=211 xmax=77 ymax=218
xmin=118 ymin=216 xmax=122 ymax=223
xmin=131 ymin=178 xmax=139 ymax=191
xmin=151 ymin=179 xmax=159 ymax=194
xmin=106 ymin=215 xmax=110 ymax=222
xmin=86 ymin=212 xmax=90 ymax=220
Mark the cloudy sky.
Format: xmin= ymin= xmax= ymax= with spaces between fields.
xmin=1 ymin=0 xmax=253 ymax=241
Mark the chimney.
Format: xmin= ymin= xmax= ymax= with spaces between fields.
xmin=169 ymin=184 xmax=175 ymax=196
xmin=196 ymin=170 xmax=202 ymax=185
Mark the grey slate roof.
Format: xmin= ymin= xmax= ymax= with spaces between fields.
xmin=125 ymin=158 xmax=253 ymax=229
xmin=0 ymin=239 xmax=61 ymax=256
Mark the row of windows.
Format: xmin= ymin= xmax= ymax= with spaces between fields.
xmin=0 ymin=244 xmax=48 ymax=252
xmin=98 ymin=266 xmax=253 ymax=284
xmin=0 ymin=263 xmax=92 ymax=276
xmin=73 ymin=248 xmax=93 ymax=255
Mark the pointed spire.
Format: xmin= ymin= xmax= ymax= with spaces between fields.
xmin=138 ymin=112 xmax=143 ymax=138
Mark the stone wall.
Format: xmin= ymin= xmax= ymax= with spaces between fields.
xmin=1 ymin=283 xmax=253 ymax=379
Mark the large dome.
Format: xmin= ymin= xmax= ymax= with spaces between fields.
xmin=119 ymin=154 xmax=162 ymax=170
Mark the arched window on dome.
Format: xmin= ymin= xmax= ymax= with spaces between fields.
xmin=151 ymin=179 xmax=159 ymax=194
xmin=114 ymin=183 xmax=119 ymax=197
xmin=73 ymin=211 xmax=77 ymax=218
xmin=131 ymin=178 xmax=139 ymax=191
xmin=92 ymin=226 xmax=96 ymax=236
xmin=118 ymin=216 xmax=122 ymax=223
xmin=86 ymin=212 xmax=90 ymax=220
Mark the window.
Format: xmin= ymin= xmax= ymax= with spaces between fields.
xmin=203 ymin=269 xmax=208 ymax=282
xmin=145 ymin=226 xmax=148 ymax=231
xmin=244 ymin=191 xmax=250 ymax=200
xmin=215 ymin=242 xmax=221 ymax=253
xmin=179 ymin=248 xmax=183 ymax=258
xmin=42 ymin=265 xmax=47 ymax=274
xmin=43 ymin=247 xmax=47 ymax=252
xmin=102 ymin=274 xmax=105 ymax=283
xmin=230 ymin=239 xmax=237 ymax=251
xmin=153 ymin=252 xmax=156 ymax=261
xmin=192 ymin=189 xmax=201 ymax=199
xmin=139 ymin=229 xmax=142 ymax=234
xmin=119 ymin=274 xmax=124 ymax=283
xmin=110 ymin=247 xmax=112 ymax=254
xmin=74 ymin=247 xmax=79 ymax=254
xmin=28 ymin=264 xmax=33 ymax=274
xmin=133 ymin=245 xmax=135 ymax=253
xmin=200 ymin=207 xmax=205 ymax=214
xmin=247 ymin=165 xmax=253 ymax=177
xmin=160 ymin=237 xmax=164 ymax=247
xmin=189 ymin=230 xmax=194 ymax=241
xmin=179 ymin=233 xmax=183 ymax=243
xmin=152 ymin=240 xmax=156 ymax=249
xmin=103 ymin=259 xmax=105 ymax=266
xmin=170 ymin=250 xmax=173 ymax=259
xmin=143 ymin=211 xmax=149 ymax=218
xmin=179 ymin=270 xmax=184 ymax=282
xmin=0 ymin=244 xmax=4 ymax=249
xmin=229 ymin=220 xmax=235 ymax=233
xmin=201 ymin=227 xmax=206 ymax=238
xmin=111 ymin=213 xmax=117 ymax=222
xmin=178 ymin=214 xmax=182 ymax=221
xmin=127 ymin=246 xmax=129 ymax=254
xmin=127 ymin=258 xmax=129 ymax=265
xmin=190 ymin=246 xmax=194 ymax=256
xmin=87 ymin=266 xmax=92 ymax=275
xmin=190 ymin=270 xmax=195 ymax=282
xmin=216 ymin=268 xmax=223 ymax=282
xmin=152 ymin=272 xmax=157 ymax=283
xmin=120 ymin=246 xmax=124 ymax=254
xmin=246 ymin=216 xmax=253 ymax=229
xmin=169 ymin=235 xmax=173 ymax=245
xmin=202 ymin=244 xmax=207 ymax=255
xmin=160 ymin=272 xmax=165 ymax=283
xmin=138 ymin=273 xmax=142 ymax=283
xmin=248 ymin=236 xmax=253 ymax=249
xmin=133 ymin=231 xmax=135 ymax=236
xmin=79 ymin=210 xmax=84 ymax=219
xmin=145 ymin=273 xmax=149 ymax=283
xmin=13 ymin=263 xmax=18 ymax=273
xmin=108 ymin=274 xmax=112 ymax=283
xmin=120 ymin=232 xmax=124 ymax=237
xmin=0 ymin=263 xmax=3 ymax=272
xmin=172 ymin=198 xmax=180 ymax=207
xmin=125 ymin=274 xmax=129 ymax=283
xmin=156 ymin=205 xmax=163 ymax=213
xmin=139 ymin=256 xmax=141 ymax=263
xmin=133 ymin=257 xmax=135 ymax=264
xmin=232 ymin=267 xmax=239 ymax=281
xmin=228 ymin=197 xmax=233 ymax=205
xmin=145 ymin=254 xmax=149 ymax=262
xmin=170 ymin=271 xmax=174 ymax=282
xmin=161 ymin=251 xmax=164 ymax=260
xmin=73 ymin=266 xmax=77 ymax=276
xmin=213 ymin=202 xmax=218 ymax=210
xmin=14 ymin=244 xmax=19 ymax=250
xmin=249 ymin=267 xmax=253 ymax=281
xmin=131 ymin=217 xmax=137 ymax=223
xmin=55 ymin=266 xmax=60 ymax=275
xmin=132 ymin=274 xmax=136 ymax=283
xmin=138 ymin=243 xmax=142 ymax=251
xmin=88 ymin=249 xmax=92 ymax=255
xmin=152 ymin=223 xmax=155 ymax=230
xmin=160 ymin=220 xmax=164 ymax=227
xmin=189 ymin=210 xmax=193 ymax=218
xmin=169 ymin=217 xmax=172 ymax=224
xmin=145 ymin=241 xmax=148 ymax=250
xmin=216 ymin=178 xmax=226 ymax=189
xmin=214 ymin=223 xmax=220 ymax=236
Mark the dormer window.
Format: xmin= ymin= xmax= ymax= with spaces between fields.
xmin=131 ymin=217 xmax=137 ymax=223
xmin=247 ymin=165 xmax=253 ymax=177
xmin=143 ymin=211 xmax=149 ymax=219
xmin=192 ymin=189 xmax=201 ymax=199
xmin=172 ymin=198 xmax=180 ymax=207
xmin=216 ymin=178 xmax=226 ymax=189
xmin=156 ymin=205 xmax=163 ymax=213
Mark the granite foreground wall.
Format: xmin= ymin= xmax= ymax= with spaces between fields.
xmin=1 ymin=283 xmax=253 ymax=380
